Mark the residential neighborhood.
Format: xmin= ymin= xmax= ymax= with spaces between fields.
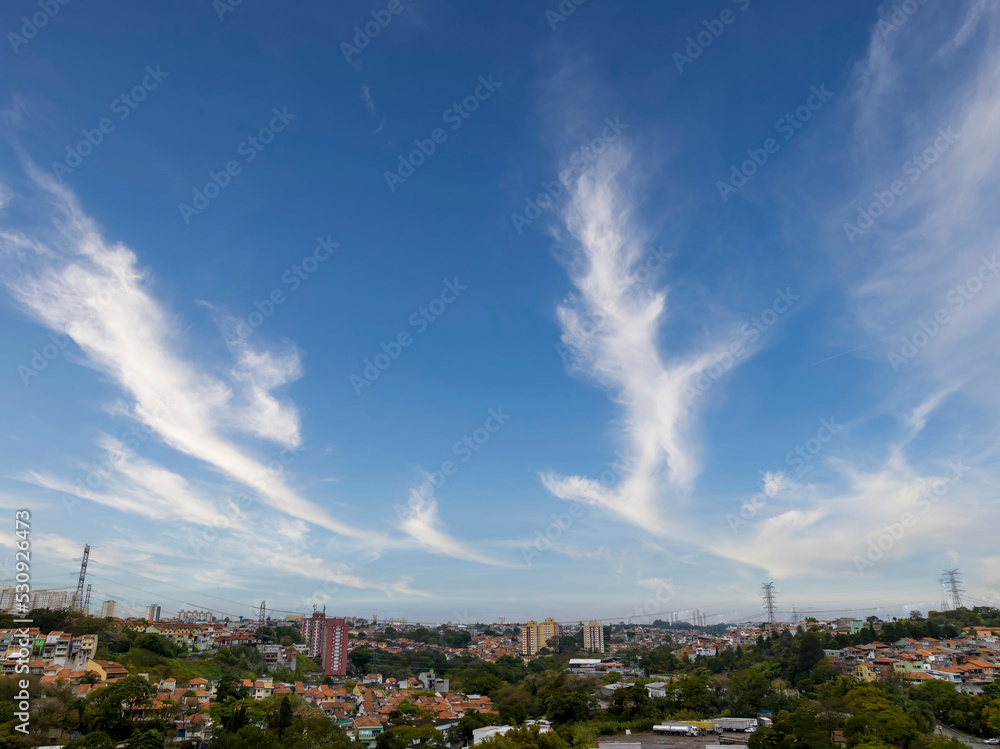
xmin=1 ymin=600 xmax=998 ymax=747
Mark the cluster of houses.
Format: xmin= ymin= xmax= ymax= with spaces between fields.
xmin=350 ymin=630 xmax=521 ymax=664
xmin=639 ymin=622 xmax=999 ymax=695
xmin=1 ymin=627 xmax=99 ymax=673
xmin=4 ymin=613 xmax=997 ymax=746
xmin=22 ymin=669 xmax=497 ymax=747
xmin=830 ymin=630 xmax=998 ymax=694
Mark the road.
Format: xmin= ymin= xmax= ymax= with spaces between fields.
xmin=937 ymin=722 xmax=995 ymax=748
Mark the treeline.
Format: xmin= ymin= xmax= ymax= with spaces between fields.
xmin=748 ymin=677 xmax=1000 ymax=749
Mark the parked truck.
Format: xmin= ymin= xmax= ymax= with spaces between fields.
xmin=713 ymin=718 xmax=758 ymax=732
xmin=653 ymin=723 xmax=701 ymax=736
xmin=679 ymin=720 xmax=721 ymax=734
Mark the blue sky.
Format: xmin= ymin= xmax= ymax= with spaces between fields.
xmin=1 ymin=0 xmax=998 ymax=624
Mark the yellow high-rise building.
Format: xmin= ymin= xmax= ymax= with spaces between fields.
xmin=583 ymin=621 xmax=604 ymax=653
xmin=520 ymin=618 xmax=562 ymax=655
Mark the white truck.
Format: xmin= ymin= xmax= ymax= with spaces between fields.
xmin=653 ymin=724 xmax=700 ymax=736
xmin=712 ymin=718 xmax=759 ymax=732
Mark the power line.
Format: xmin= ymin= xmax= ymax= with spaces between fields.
xmin=85 ymin=572 xmax=248 ymax=621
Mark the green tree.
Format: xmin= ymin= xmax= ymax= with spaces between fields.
xmin=271 ymin=695 xmax=294 ymax=738
xmin=350 ymin=646 xmax=374 ymax=673
xmin=984 ymin=695 xmax=1000 ymax=735
xmin=132 ymin=634 xmax=183 ymax=658
xmin=210 ymin=698 xmax=266 ymax=733
xmin=216 ymin=675 xmax=251 ymax=702
xmin=125 ymin=728 xmax=166 ymax=748
xmin=844 ymin=686 xmax=920 ymax=748
xmin=478 ymin=726 xmax=569 ymax=749
xmin=64 ymin=733 xmax=116 ymax=749
xmin=451 ymin=710 xmax=503 ymax=745
xmin=84 ymin=675 xmax=156 ymax=739
xmin=727 ymin=668 xmax=775 ymax=716
xmin=210 ymin=725 xmax=282 ymax=749
xmin=377 ymin=724 xmax=447 ymax=749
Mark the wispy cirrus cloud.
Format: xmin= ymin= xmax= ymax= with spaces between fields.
xmin=541 ymin=0 xmax=1000 ymax=592
xmin=397 ymin=480 xmax=515 ymax=567
xmin=722 ymin=0 xmax=1000 ymax=580
xmin=541 ymin=147 xmax=755 ymax=532
xmin=835 ymin=0 xmax=1000 ymax=393
xmin=0 ymin=160 xmax=435 ymax=599
xmin=0 ymin=163 xmax=371 ymax=541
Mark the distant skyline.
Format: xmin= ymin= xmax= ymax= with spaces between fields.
xmin=1 ymin=0 xmax=999 ymax=622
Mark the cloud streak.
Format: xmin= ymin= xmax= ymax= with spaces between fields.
xmin=397 ymin=480 xmax=515 ymax=567
xmin=542 ymin=146 xmax=752 ymax=532
xmin=0 ymin=164 xmax=372 ymax=540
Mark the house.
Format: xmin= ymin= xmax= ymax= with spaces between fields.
xmin=86 ymin=659 xmax=130 ymax=681
xmin=175 ymin=712 xmax=212 ymax=745
xmin=354 ymin=716 xmax=384 ymax=748
xmin=474 ymin=726 xmax=516 ymax=745
xmin=853 ymin=663 xmax=880 ymax=682
xmin=645 ymin=681 xmax=668 ymax=698
xmin=253 ymin=679 xmax=275 ymax=700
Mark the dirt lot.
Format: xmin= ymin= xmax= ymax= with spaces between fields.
xmin=597 ymin=732 xmax=751 ymax=749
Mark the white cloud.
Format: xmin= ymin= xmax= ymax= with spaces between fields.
xmin=0 ymin=165 xmax=371 ymax=541
xmin=837 ymin=0 xmax=1000 ymax=401
xmin=542 ymin=146 xmax=755 ymax=532
xmin=397 ymin=480 xmax=515 ymax=567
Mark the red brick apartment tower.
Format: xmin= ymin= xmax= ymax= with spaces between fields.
xmin=302 ymin=611 xmax=348 ymax=676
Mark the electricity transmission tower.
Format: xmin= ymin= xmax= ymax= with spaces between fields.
xmin=83 ymin=583 xmax=92 ymax=614
xmin=941 ymin=569 xmax=964 ymax=610
xmin=762 ymin=582 xmax=777 ymax=625
xmin=74 ymin=544 xmax=90 ymax=612
xmin=258 ymin=601 xmax=267 ymax=644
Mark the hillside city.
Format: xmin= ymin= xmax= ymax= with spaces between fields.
xmin=1 ymin=586 xmax=999 ymax=749
xmin=2 ymin=0 xmax=1000 ymax=748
